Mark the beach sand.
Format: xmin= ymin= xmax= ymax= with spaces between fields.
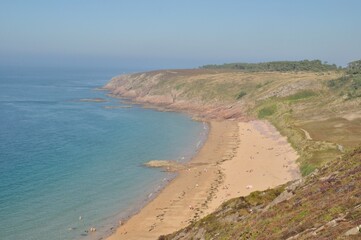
xmin=106 ymin=120 xmax=300 ymax=240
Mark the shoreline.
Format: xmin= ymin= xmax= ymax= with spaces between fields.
xmin=106 ymin=93 xmax=252 ymax=122
xmin=94 ymin=119 xmax=210 ymax=240
xmin=105 ymin=119 xmax=300 ymax=240
xmin=105 ymin=121 xmax=238 ymax=240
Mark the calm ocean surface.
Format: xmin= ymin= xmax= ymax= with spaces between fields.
xmin=0 ymin=67 xmax=206 ymax=240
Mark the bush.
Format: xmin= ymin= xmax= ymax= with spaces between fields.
xmin=300 ymin=162 xmax=317 ymax=176
xmin=258 ymin=105 xmax=277 ymax=118
xmin=347 ymin=60 xmax=361 ymax=74
xmin=236 ymin=91 xmax=247 ymax=100
xmin=327 ymin=76 xmax=350 ymax=89
xmin=286 ymin=90 xmax=317 ymax=101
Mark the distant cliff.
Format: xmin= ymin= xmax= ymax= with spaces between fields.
xmin=104 ymin=69 xmax=342 ymax=121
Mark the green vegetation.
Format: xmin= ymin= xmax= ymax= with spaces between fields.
xmin=300 ymin=163 xmax=317 ymax=176
xmin=346 ymin=59 xmax=361 ymax=74
xmin=285 ymin=90 xmax=317 ymax=101
xmin=258 ymin=104 xmax=277 ymax=118
xmin=201 ymin=60 xmax=339 ymax=72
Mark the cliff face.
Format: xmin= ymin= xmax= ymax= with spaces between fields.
xmin=104 ymin=69 xmax=342 ymax=121
xmin=104 ymin=69 xmax=248 ymax=120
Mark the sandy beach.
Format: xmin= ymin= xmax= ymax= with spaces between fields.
xmin=106 ymin=120 xmax=300 ymax=240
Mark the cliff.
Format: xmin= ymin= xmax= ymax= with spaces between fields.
xmin=104 ymin=69 xmax=342 ymax=121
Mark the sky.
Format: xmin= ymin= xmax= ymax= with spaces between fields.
xmin=0 ymin=0 xmax=361 ymax=70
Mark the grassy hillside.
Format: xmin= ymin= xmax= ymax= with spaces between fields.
xmin=251 ymin=64 xmax=361 ymax=175
xmin=161 ymin=147 xmax=361 ymax=240
xmin=251 ymin=75 xmax=361 ymax=175
xmin=106 ymin=69 xmax=343 ymax=104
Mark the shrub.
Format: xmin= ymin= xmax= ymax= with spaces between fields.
xmin=347 ymin=60 xmax=361 ymax=74
xmin=258 ymin=105 xmax=277 ymax=118
xmin=286 ymin=90 xmax=317 ymax=101
xmin=236 ymin=91 xmax=247 ymax=100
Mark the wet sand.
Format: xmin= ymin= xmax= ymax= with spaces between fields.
xmin=106 ymin=120 xmax=300 ymax=240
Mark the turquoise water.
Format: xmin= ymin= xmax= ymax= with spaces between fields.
xmin=0 ymin=67 xmax=206 ymax=240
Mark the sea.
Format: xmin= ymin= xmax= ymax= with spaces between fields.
xmin=0 ymin=66 xmax=207 ymax=240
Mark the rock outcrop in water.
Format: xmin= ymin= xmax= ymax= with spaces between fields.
xmin=79 ymin=98 xmax=107 ymax=102
xmin=143 ymin=160 xmax=184 ymax=172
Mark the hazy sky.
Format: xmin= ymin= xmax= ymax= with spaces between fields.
xmin=1 ymin=0 xmax=361 ymax=69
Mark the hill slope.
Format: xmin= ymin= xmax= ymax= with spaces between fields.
xmin=104 ymin=69 xmax=343 ymax=120
xmin=161 ymin=147 xmax=361 ymax=239
xmin=104 ymin=61 xmax=361 ymax=239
